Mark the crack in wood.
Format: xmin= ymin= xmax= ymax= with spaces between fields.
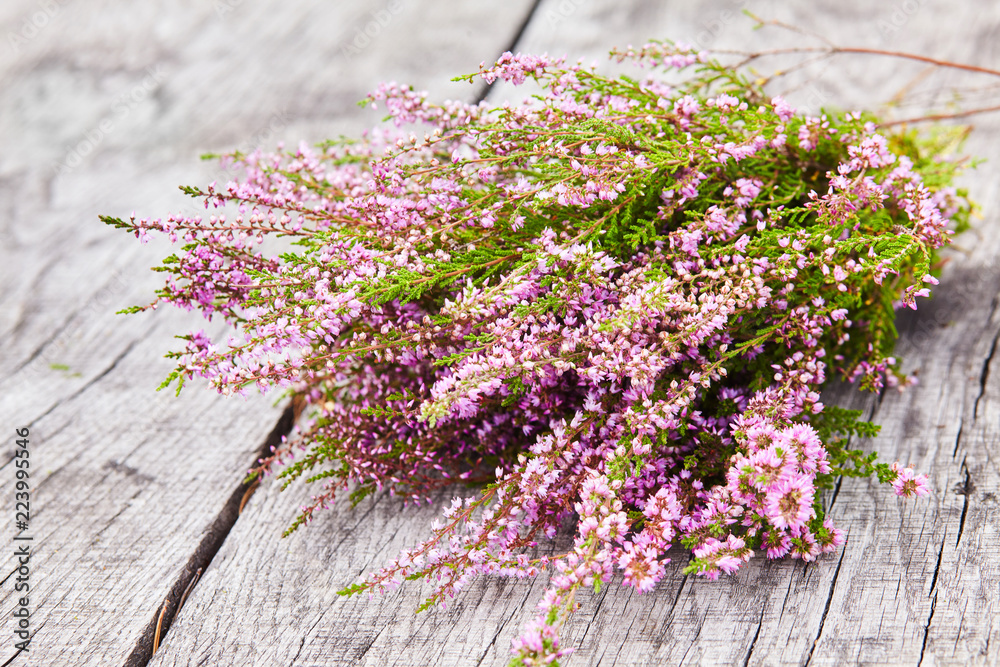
xmin=120 ymin=402 xmax=296 ymax=667
xmin=577 ymin=584 xmax=610 ymax=647
xmin=953 ymin=597 xmax=970 ymax=656
xmin=1 ymin=420 xmax=70 ymax=470
xmin=872 ymin=386 xmax=886 ymax=414
xmin=609 ymin=609 xmax=638 ymax=666
xmin=356 ymin=506 xmax=404 ymax=578
xmin=92 ymin=487 xmax=145 ymax=541
xmin=0 ymin=619 xmax=46 ymax=667
xmin=803 ymin=547 xmax=846 ymax=666
xmin=742 ymin=614 xmax=764 ymax=667
xmin=678 ymin=608 xmax=708 ymax=665
xmin=476 ymin=0 xmax=545 ymax=103
xmin=827 ymin=473 xmax=844 ymax=512
xmin=918 ymin=539 xmax=946 ymax=666
xmin=343 ymin=494 xmax=388 ymax=568
xmin=0 ymin=550 xmax=38 ymax=588
xmin=973 ymin=325 xmax=1000 ymax=418
xmin=952 ymin=419 xmax=964 ymax=458
xmin=776 ymin=575 xmax=794 ymax=622
xmin=955 ymin=468 xmax=972 ymax=548
xmin=28 ymin=336 xmax=141 ymax=429
xmin=667 ymin=574 xmax=688 ymax=619
xmin=1 ymin=253 xmax=65 ymax=346
xmin=26 ymin=442 xmax=89 ymax=497
xmin=472 ymin=581 xmax=535 ymax=667
xmin=353 ymin=625 xmax=387 ymax=665
xmin=928 ymin=530 xmax=945 ymax=595
xmin=287 ymin=636 xmax=307 ymax=667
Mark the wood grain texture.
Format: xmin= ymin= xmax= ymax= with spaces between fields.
xmin=4 ymin=0 xmax=1000 ymax=665
xmin=0 ymin=1 xmax=536 ymax=665
xmin=153 ymin=2 xmax=1000 ymax=666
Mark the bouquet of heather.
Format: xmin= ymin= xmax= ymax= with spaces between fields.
xmin=103 ymin=41 xmax=971 ymax=665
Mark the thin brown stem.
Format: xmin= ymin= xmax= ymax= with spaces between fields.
xmin=880 ymin=103 xmax=1000 ymax=127
xmin=722 ymin=45 xmax=1000 ymax=80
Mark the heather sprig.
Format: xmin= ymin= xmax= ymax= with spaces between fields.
xmin=104 ymin=39 xmax=972 ymax=665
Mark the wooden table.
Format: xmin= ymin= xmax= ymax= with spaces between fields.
xmin=2 ymin=1 xmax=998 ymax=664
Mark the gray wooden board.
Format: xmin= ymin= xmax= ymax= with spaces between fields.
xmin=0 ymin=1 xmax=536 ymax=665
xmin=4 ymin=0 xmax=1000 ymax=665
xmin=151 ymin=1 xmax=1000 ymax=666
xmin=150 ymin=1 xmax=1000 ymax=666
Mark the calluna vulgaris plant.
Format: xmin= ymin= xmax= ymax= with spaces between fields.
xmin=104 ymin=41 xmax=971 ymax=664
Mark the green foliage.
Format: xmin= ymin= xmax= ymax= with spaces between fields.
xmin=105 ymin=39 xmax=975 ymax=665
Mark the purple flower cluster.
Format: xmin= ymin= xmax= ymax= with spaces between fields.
xmin=105 ymin=41 xmax=964 ymax=665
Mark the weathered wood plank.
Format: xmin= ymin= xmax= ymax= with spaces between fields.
xmin=11 ymin=0 xmax=996 ymax=665
xmin=155 ymin=0 xmax=1000 ymax=665
xmin=0 ymin=1 xmax=536 ymax=664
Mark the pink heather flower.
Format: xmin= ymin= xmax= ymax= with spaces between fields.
xmin=817 ymin=518 xmax=845 ymax=553
xmin=112 ymin=41 xmax=960 ymax=664
xmin=777 ymin=424 xmax=829 ymax=474
xmin=746 ymin=445 xmax=790 ymax=491
xmin=743 ymin=423 xmax=779 ymax=452
xmin=619 ymin=541 xmax=666 ymax=592
xmin=712 ymin=93 xmax=740 ymax=111
xmin=642 ymin=487 xmax=682 ymax=542
xmin=848 ymin=134 xmax=896 ymax=169
xmin=891 ymin=462 xmax=931 ymax=497
xmin=715 ymin=553 xmax=743 ymax=575
xmin=673 ymin=94 xmax=700 ymax=117
xmin=797 ymin=117 xmax=828 ymax=151
xmin=652 ymin=42 xmax=704 ymax=69
xmin=765 ymin=473 xmax=815 ymax=530
xmin=705 ymin=205 xmax=739 ymax=237
xmin=761 ymin=529 xmax=791 ymax=559
xmin=789 ymin=527 xmax=821 ymax=561
xmin=771 ymin=96 xmax=796 ymax=121
xmin=690 ymin=534 xmax=752 ymax=579
xmin=510 ymin=616 xmax=570 ymax=663
xmin=734 ymin=177 xmax=762 ymax=206
xmin=480 ymin=51 xmax=558 ymax=86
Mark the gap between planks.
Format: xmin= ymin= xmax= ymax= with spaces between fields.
xmin=122 ymin=404 xmax=296 ymax=667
